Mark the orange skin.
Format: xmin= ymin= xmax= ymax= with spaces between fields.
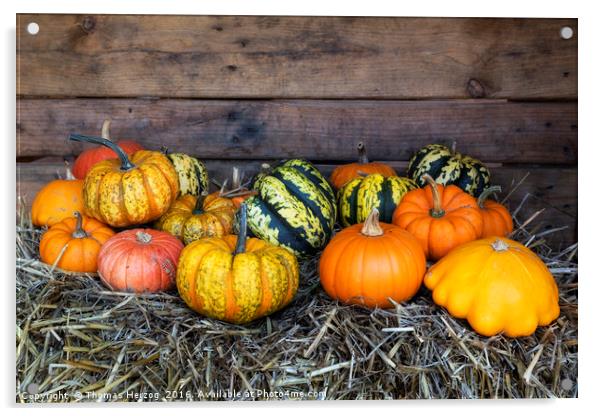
xmin=319 ymin=209 xmax=426 ymax=308
xmin=330 ymin=162 xmax=397 ymax=190
xmin=476 ymin=187 xmax=513 ymax=238
xmin=72 ymin=140 xmax=144 ymax=179
xmin=97 ymin=229 xmax=184 ymax=293
xmin=392 ymin=180 xmax=483 ymax=261
xmin=39 ymin=213 xmax=114 ymax=273
xmin=31 ymin=175 xmax=84 ymax=227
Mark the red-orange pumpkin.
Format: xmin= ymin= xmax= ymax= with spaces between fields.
xmin=72 ymin=119 xmax=144 ymax=179
xmin=330 ymin=142 xmax=397 ymax=190
xmin=97 ymin=229 xmax=184 ymax=293
xmin=319 ymin=208 xmax=426 ymax=308
xmin=477 ymin=186 xmax=514 ymax=238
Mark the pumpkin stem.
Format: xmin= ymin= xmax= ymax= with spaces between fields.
xmin=451 ymin=140 xmax=457 ymax=154
xmin=71 ymin=211 xmax=88 ymax=239
xmin=101 ymin=119 xmax=111 ymax=140
xmin=360 ymin=208 xmax=384 ymax=237
xmin=69 ymin=133 xmax=135 ymax=171
xmin=136 ymin=231 xmax=152 ymax=244
xmin=422 ymin=174 xmax=445 ymax=218
xmin=357 ymin=142 xmax=369 ymax=164
xmin=160 ymin=146 xmax=169 ymax=155
xmin=234 ymin=202 xmax=248 ymax=255
xmin=64 ymin=160 xmax=76 ymax=180
xmin=193 ymin=192 xmax=208 ymax=214
xmin=232 ymin=166 xmax=242 ymax=189
xmin=491 ymin=239 xmax=509 ymax=252
xmin=477 ymin=185 xmax=502 ymax=208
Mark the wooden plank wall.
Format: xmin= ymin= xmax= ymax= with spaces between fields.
xmin=16 ymin=14 xmax=578 ymax=247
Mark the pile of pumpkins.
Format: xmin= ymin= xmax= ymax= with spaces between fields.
xmin=30 ymin=121 xmax=560 ymax=337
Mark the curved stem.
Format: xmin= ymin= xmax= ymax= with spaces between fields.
xmin=101 ymin=119 xmax=111 ymax=140
xmin=477 ymin=185 xmax=502 ymax=208
xmin=136 ymin=231 xmax=152 ymax=244
xmin=234 ymin=202 xmax=248 ymax=255
xmin=360 ymin=208 xmax=384 ymax=237
xmin=192 ymin=192 xmax=208 ymax=214
xmin=71 ymin=212 xmax=88 ymax=239
xmin=69 ymin=133 xmax=135 ymax=171
xmin=422 ymin=174 xmax=445 ymax=218
xmin=357 ymin=142 xmax=369 ymax=164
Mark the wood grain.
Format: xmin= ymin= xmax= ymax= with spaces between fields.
xmin=17 ymin=158 xmax=577 ymax=247
xmin=17 ymin=99 xmax=577 ymax=164
xmin=17 ymin=15 xmax=577 ymax=99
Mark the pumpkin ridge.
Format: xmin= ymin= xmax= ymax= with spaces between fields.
xmin=330 ymin=234 xmax=360 ymax=301
xmin=141 ymin=164 xmax=160 ymax=219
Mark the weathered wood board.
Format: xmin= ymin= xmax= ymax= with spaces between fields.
xmin=17 ymin=15 xmax=577 ymax=99
xmin=17 ymin=99 xmax=577 ymax=164
xmin=17 ymin=158 xmax=577 ymax=247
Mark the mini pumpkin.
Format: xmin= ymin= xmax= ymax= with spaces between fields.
xmin=97 ymin=229 xmax=184 ymax=293
xmin=155 ymin=192 xmax=237 ymax=244
xmin=161 ymin=147 xmax=209 ymax=197
xmin=407 ymin=143 xmax=490 ymax=196
xmin=177 ymin=203 xmax=299 ymax=324
xmin=477 ymin=186 xmax=514 ymax=238
xmin=424 ymin=237 xmax=560 ymax=337
xmin=330 ymin=142 xmax=397 ymax=190
xmin=69 ymin=133 xmax=179 ymax=227
xmin=39 ymin=212 xmax=115 ymax=273
xmin=31 ymin=163 xmax=84 ymax=227
xmin=72 ymin=119 xmax=144 ymax=180
xmin=338 ymin=173 xmax=417 ymax=226
xmin=392 ymin=174 xmax=483 ymax=260
xmin=320 ymin=208 xmax=426 ymax=308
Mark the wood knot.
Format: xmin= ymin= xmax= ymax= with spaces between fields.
xmin=466 ymin=78 xmax=486 ymax=98
xmin=81 ymin=16 xmax=96 ymax=34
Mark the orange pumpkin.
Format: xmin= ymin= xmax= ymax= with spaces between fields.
xmin=392 ymin=174 xmax=483 ymax=261
xmin=39 ymin=212 xmax=115 ymax=273
xmin=477 ymin=186 xmax=514 ymax=238
xmin=31 ymin=163 xmax=84 ymax=227
xmin=72 ymin=119 xmax=144 ymax=180
xmin=97 ymin=229 xmax=184 ymax=293
xmin=330 ymin=142 xmax=396 ymax=190
xmin=319 ymin=208 xmax=426 ymax=308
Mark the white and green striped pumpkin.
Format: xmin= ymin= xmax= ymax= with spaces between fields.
xmin=407 ymin=144 xmax=490 ymax=197
xmin=338 ymin=174 xmax=417 ymax=226
xmin=242 ymin=159 xmax=336 ymax=258
xmin=162 ymin=148 xmax=209 ymax=197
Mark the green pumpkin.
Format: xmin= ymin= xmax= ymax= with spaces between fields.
xmin=243 ymin=159 xmax=336 ymax=257
xmin=163 ymin=149 xmax=209 ymax=197
xmin=407 ymin=144 xmax=490 ymax=196
xmin=338 ymin=174 xmax=417 ymax=226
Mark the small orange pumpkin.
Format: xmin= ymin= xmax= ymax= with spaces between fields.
xmin=39 ymin=212 xmax=115 ymax=273
xmin=392 ymin=174 xmax=483 ymax=260
xmin=97 ymin=229 xmax=184 ymax=293
xmin=330 ymin=142 xmax=397 ymax=190
xmin=477 ymin=186 xmax=514 ymax=238
xmin=31 ymin=163 xmax=84 ymax=227
xmin=319 ymin=208 xmax=426 ymax=308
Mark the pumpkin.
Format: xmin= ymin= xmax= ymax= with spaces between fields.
xmin=72 ymin=119 xmax=144 ymax=180
xmin=218 ymin=166 xmax=257 ymax=208
xmin=392 ymin=174 xmax=483 ymax=260
xmin=407 ymin=143 xmax=490 ymax=196
xmin=161 ymin=147 xmax=209 ymax=197
xmin=477 ymin=186 xmax=514 ymax=238
xmin=319 ymin=208 xmax=426 ymax=308
xmin=338 ymin=173 xmax=417 ymax=226
xmin=69 ymin=133 xmax=179 ymax=227
xmin=176 ymin=203 xmax=299 ymax=324
xmin=243 ymin=159 xmax=336 ymax=257
xmin=155 ymin=192 xmax=237 ymax=244
xmin=97 ymin=229 xmax=184 ymax=293
xmin=31 ymin=163 xmax=84 ymax=227
xmin=330 ymin=142 xmax=397 ymax=190
xmin=39 ymin=212 xmax=115 ymax=273
xmin=424 ymin=237 xmax=560 ymax=337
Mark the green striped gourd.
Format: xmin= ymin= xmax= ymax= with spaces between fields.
xmin=243 ymin=159 xmax=336 ymax=257
xmin=407 ymin=143 xmax=490 ymax=196
xmin=162 ymin=148 xmax=209 ymax=197
xmin=338 ymin=174 xmax=417 ymax=226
